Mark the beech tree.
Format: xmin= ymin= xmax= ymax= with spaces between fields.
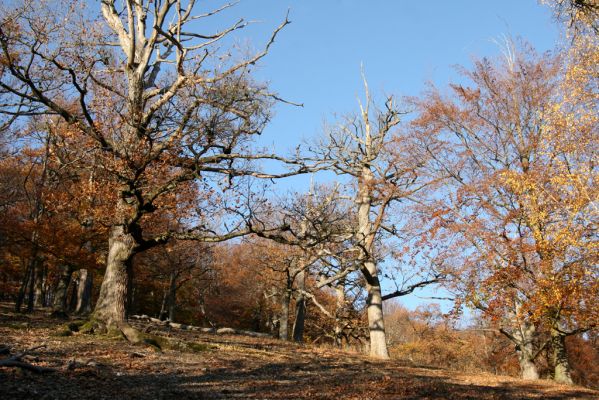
xmin=411 ymin=46 xmax=597 ymax=382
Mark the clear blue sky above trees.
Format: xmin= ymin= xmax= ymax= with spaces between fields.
xmin=197 ymin=0 xmax=560 ymax=312
xmin=224 ymin=1 xmax=559 ymax=151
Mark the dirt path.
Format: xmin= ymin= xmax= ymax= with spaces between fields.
xmin=1 ymin=306 xmax=596 ymax=399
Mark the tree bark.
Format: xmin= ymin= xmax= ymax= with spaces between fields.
xmin=33 ymin=258 xmax=46 ymax=308
xmin=551 ymin=325 xmax=573 ymax=385
xmin=292 ymin=269 xmax=306 ymax=342
xmin=52 ymin=264 xmax=74 ymax=314
xmin=507 ymin=321 xmax=540 ymax=380
xmin=26 ymin=256 xmax=42 ymax=312
xmin=15 ymin=261 xmax=33 ymax=312
xmin=126 ymin=258 xmax=134 ymax=318
xmin=75 ymin=269 xmax=93 ymax=315
xmin=517 ymin=349 xmax=540 ymax=380
xmin=365 ymin=260 xmax=389 ymax=359
xmin=167 ymin=271 xmax=177 ymax=321
xmin=358 ymin=165 xmax=390 ymax=359
xmin=334 ymin=279 xmax=346 ymax=348
xmin=92 ymin=225 xmax=137 ymax=329
xmin=159 ymin=288 xmax=168 ymax=321
xmin=279 ymin=289 xmax=291 ymax=341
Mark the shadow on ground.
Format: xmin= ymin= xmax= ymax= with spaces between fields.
xmin=3 ymin=353 xmax=596 ymax=399
xmin=0 ymin=304 xmax=596 ymax=400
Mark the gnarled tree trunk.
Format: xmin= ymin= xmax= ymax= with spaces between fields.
xmin=92 ymin=226 xmax=137 ymax=329
xmin=551 ymin=324 xmax=573 ymax=384
xmin=365 ymin=260 xmax=389 ymax=359
xmin=505 ymin=321 xmax=540 ymax=380
xmin=516 ymin=324 xmax=539 ymax=379
xmin=517 ymin=347 xmax=540 ymax=381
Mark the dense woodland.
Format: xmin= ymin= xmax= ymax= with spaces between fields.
xmin=0 ymin=0 xmax=597 ymax=394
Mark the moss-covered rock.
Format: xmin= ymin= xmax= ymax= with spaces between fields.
xmin=53 ymin=328 xmax=73 ymax=337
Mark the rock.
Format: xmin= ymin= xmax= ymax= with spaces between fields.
xmin=216 ymin=327 xmax=237 ymax=335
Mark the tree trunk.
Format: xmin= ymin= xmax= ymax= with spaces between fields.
xmin=167 ymin=271 xmax=177 ymax=322
xmin=279 ymin=289 xmax=291 ymax=341
xmin=365 ymin=260 xmax=389 ymax=359
xmin=92 ymin=225 xmax=137 ymax=329
xmin=75 ymin=269 xmax=93 ymax=315
xmin=126 ymin=257 xmax=135 ymax=318
xmin=157 ymin=270 xmax=178 ymax=321
xmin=551 ymin=325 xmax=573 ymax=385
xmin=334 ymin=279 xmax=346 ymax=348
xmin=292 ymin=269 xmax=306 ymax=342
xmin=159 ymin=288 xmax=169 ymax=321
xmin=517 ymin=350 xmax=540 ymax=380
xmin=31 ymin=256 xmax=45 ymax=311
xmin=357 ymin=164 xmax=390 ymax=359
xmin=52 ymin=264 xmax=74 ymax=314
xmin=68 ymin=275 xmax=79 ymax=312
xmin=510 ymin=321 xmax=540 ymax=380
xmin=15 ymin=261 xmax=33 ymax=312
xmin=33 ymin=257 xmax=45 ymax=308
xmin=26 ymin=256 xmax=41 ymax=312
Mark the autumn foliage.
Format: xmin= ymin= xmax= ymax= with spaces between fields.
xmin=0 ymin=0 xmax=596 ymax=393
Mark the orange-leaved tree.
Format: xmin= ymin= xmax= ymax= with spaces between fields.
xmin=411 ymin=45 xmax=597 ymax=383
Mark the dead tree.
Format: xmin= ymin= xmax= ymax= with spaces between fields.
xmin=312 ymin=75 xmax=441 ymax=359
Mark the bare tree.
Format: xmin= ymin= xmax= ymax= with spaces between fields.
xmin=250 ymin=185 xmax=351 ymax=341
xmin=313 ymin=76 xmax=441 ymax=359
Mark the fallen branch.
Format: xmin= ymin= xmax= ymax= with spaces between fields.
xmin=0 ymin=359 xmax=55 ymax=373
xmin=0 ymin=345 xmax=55 ymax=373
xmin=129 ymin=315 xmax=272 ymax=338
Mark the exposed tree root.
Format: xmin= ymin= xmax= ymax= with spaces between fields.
xmin=67 ymin=318 xmax=211 ymax=353
xmin=119 ymin=323 xmax=211 ymax=353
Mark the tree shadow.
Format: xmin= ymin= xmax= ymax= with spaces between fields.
xmin=2 ymin=355 xmax=596 ymax=399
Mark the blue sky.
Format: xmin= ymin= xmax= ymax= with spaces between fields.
xmin=223 ymin=1 xmax=560 ymax=151
xmin=207 ymin=0 xmax=562 ymax=189
xmin=198 ymin=0 xmax=561 ymax=314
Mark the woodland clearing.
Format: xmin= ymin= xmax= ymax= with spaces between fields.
xmin=0 ymin=304 xmax=596 ymax=400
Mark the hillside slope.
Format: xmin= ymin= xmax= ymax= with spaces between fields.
xmin=1 ymin=306 xmax=596 ymax=400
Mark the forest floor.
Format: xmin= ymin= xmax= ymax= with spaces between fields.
xmin=0 ymin=304 xmax=597 ymax=400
